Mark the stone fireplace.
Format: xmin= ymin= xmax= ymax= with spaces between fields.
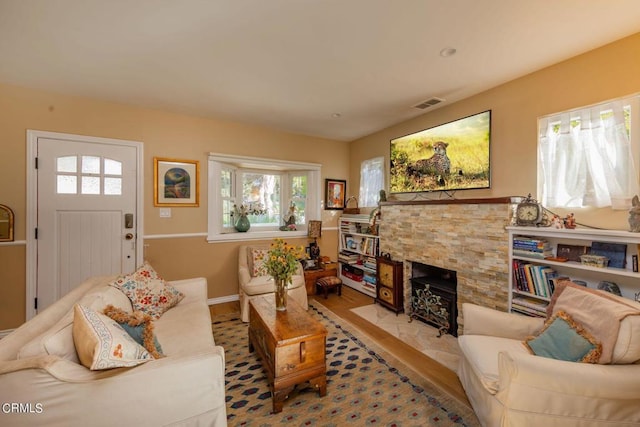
xmin=379 ymin=198 xmax=511 ymax=335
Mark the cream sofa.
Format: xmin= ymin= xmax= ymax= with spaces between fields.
xmin=457 ymin=294 xmax=640 ymax=427
xmin=0 ymin=276 xmax=227 ymax=427
xmin=238 ymin=245 xmax=308 ymax=322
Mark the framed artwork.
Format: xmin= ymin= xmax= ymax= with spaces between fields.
xmin=154 ymin=157 xmax=200 ymax=207
xmin=325 ymin=179 xmax=346 ymax=210
xmin=590 ymin=241 xmax=627 ymax=269
xmin=556 ymin=244 xmax=589 ymax=262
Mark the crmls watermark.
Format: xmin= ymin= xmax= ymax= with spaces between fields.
xmin=2 ymin=403 xmax=44 ymax=414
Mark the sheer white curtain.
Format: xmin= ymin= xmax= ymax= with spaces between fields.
xmin=538 ymin=98 xmax=639 ymax=209
xmin=359 ymin=157 xmax=385 ymax=207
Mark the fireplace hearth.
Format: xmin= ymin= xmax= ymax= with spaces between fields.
xmin=409 ymin=262 xmax=457 ymax=337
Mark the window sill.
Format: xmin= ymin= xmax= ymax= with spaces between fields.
xmin=207 ymin=229 xmax=308 ymax=243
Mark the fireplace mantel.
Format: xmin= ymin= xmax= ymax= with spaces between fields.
xmin=381 ymin=197 xmax=512 ymax=207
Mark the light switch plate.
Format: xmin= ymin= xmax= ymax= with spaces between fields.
xmin=159 ymin=208 xmax=172 ymax=218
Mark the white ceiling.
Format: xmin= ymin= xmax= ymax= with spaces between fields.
xmin=1 ymin=1 xmax=640 ymax=142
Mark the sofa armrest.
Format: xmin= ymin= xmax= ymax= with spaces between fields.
xmin=462 ymin=303 xmax=544 ymax=340
xmin=169 ymin=277 xmax=207 ymax=305
xmin=495 ymin=351 xmax=640 ymax=423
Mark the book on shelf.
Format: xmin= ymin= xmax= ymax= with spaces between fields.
xmin=513 ymin=237 xmax=553 ymax=258
xmin=512 ymin=295 xmax=548 ymax=311
xmin=338 ymin=251 xmax=359 ymax=264
xmin=512 ymin=260 xmax=558 ymax=298
xmin=512 ymin=249 xmax=553 ymax=259
xmin=511 ymin=304 xmax=546 ymax=317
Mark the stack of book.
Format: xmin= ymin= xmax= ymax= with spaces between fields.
xmin=512 ymin=236 xmax=553 ymax=259
xmin=363 ymin=256 xmax=377 ymax=270
xmin=511 ymin=295 xmax=548 ymax=317
xmin=338 ymin=251 xmax=359 ymax=264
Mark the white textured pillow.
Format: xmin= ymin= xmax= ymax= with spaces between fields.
xmin=79 ymin=285 xmax=133 ymax=314
xmin=72 ymin=304 xmax=152 ymax=370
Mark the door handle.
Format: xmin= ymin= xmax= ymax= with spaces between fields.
xmin=125 ymin=233 xmax=134 ymax=240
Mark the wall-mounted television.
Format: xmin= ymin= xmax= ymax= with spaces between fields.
xmin=390 ymin=110 xmax=491 ymax=194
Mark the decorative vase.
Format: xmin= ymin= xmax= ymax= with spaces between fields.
xmin=235 ymin=214 xmax=250 ymax=232
xmin=274 ymin=277 xmax=287 ymax=311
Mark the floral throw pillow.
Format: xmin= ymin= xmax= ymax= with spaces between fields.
xmin=250 ymin=248 xmax=269 ymax=277
xmin=108 ymin=262 xmax=184 ymax=320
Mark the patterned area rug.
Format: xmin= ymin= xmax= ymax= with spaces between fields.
xmin=213 ymin=301 xmax=480 ymax=426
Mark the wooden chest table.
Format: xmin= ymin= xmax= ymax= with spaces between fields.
xmin=248 ymin=295 xmax=327 ymax=413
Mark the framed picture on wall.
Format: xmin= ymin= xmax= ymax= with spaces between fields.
xmin=325 ymin=179 xmax=346 ymax=210
xmin=154 ymin=157 xmax=200 ymax=207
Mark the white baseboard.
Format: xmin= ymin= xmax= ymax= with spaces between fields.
xmin=208 ymin=294 xmax=239 ymax=306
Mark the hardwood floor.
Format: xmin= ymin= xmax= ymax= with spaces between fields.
xmin=209 ymin=286 xmax=471 ymax=406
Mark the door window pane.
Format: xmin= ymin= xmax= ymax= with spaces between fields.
xmin=57 ymin=175 xmax=77 ymax=194
xmin=104 ymin=158 xmax=122 ymax=175
xmin=104 ymin=177 xmax=122 ymax=195
xmin=81 ymin=176 xmax=100 ymax=194
xmin=57 ymin=156 xmax=77 ymax=173
xmin=82 ymin=156 xmax=101 ymax=174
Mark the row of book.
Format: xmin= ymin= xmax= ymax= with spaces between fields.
xmin=512 ymin=259 xmax=568 ymax=298
xmin=512 ymin=236 xmax=553 ymax=259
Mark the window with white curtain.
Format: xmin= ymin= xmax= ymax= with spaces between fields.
xmin=537 ymin=94 xmax=639 ymax=209
xmin=359 ymin=157 xmax=385 ymax=207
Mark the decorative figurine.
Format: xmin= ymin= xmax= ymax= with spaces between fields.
xmin=563 ymin=213 xmax=576 ymax=229
xmin=550 ymin=215 xmax=565 ymax=229
xmin=629 ymin=195 xmax=640 ymax=232
xmin=279 ymin=201 xmax=297 ymax=231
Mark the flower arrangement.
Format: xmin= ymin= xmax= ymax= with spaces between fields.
xmin=261 ymin=238 xmax=305 ymax=283
xmin=232 ymin=202 xmax=266 ymax=218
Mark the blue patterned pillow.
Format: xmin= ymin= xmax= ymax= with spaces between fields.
xmin=524 ymin=310 xmax=602 ymax=363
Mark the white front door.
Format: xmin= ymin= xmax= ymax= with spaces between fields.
xmin=27 ymin=131 xmax=143 ymax=317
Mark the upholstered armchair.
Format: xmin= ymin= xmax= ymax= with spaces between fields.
xmin=457 ymin=283 xmax=640 ymax=427
xmin=238 ymin=245 xmax=308 ymax=322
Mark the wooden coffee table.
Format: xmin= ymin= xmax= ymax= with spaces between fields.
xmin=248 ymin=295 xmax=327 ymax=413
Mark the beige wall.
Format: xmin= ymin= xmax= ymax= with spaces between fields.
xmin=0 ymin=84 xmax=348 ymax=329
xmin=2 ymin=32 xmax=639 ymax=330
xmin=350 ymin=32 xmax=640 ymax=229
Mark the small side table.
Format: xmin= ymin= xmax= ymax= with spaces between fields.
xmin=303 ymin=263 xmax=338 ymax=295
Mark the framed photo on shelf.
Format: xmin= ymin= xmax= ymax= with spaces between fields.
xmin=154 ymin=157 xmax=200 ymax=207
xmin=556 ymin=244 xmax=589 ymax=262
xmin=325 ymin=179 xmax=346 ymax=210
xmin=590 ymin=242 xmax=627 ymax=268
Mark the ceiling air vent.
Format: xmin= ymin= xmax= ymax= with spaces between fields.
xmin=414 ymin=97 xmax=444 ymax=109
